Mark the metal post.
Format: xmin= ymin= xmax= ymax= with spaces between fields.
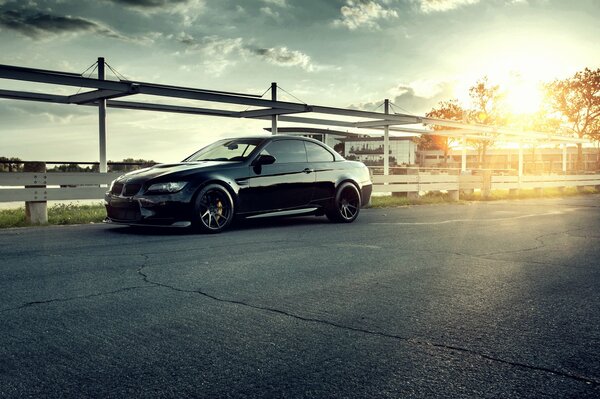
xmin=384 ymin=99 xmax=389 ymax=176
xmin=461 ymin=137 xmax=467 ymax=173
xmin=518 ymin=141 xmax=523 ymax=178
xmin=562 ymin=144 xmax=567 ymax=174
xmin=98 ymin=57 xmax=107 ymax=173
xmin=271 ymin=82 xmax=277 ymax=135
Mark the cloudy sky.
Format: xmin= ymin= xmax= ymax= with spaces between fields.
xmin=0 ymin=0 xmax=598 ymax=162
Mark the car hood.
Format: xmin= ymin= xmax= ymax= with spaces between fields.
xmin=116 ymin=161 xmax=238 ymax=181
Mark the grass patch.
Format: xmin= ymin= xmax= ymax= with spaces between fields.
xmin=0 ymin=203 xmax=105 ymax=228
xmin=369 ymin=187 xmax=598 ymax=208
xmin=460 ymin=187 xmax=598 ymax=201
xmin=370 ymin=192 xmax=458 ymax=208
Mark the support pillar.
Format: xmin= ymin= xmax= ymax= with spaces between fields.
xmin=98 ymin=57 xmax=107 ymax=173
xmin=271 ymin=82 xmax=278 ymax=135
xmin=482 ymin=169 xmax=492 ymax=199
xmin=383 ymin=99 xmax=389 ymax=176
xmin=562 ymin=144 xmax=567 ymax=174
xmin=24 ymin=162 xmax=47 ymax=225
xmin=461 ymin=137 xmax=467 ymax=173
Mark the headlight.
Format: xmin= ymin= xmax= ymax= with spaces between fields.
xmin=147 ymin=182 xmax=188 ymax=193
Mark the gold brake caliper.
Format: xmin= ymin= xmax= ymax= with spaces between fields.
xmin=215 ymin=199 xmax=223 ymax=221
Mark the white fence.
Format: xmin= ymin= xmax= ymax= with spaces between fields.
xmin=0 ymin=172 xmax=121 ymax=202
xmin=2 ymin=171 xmax=600 ymax=203
xmin=372 ymin=174 xmax=460 ymax=193
xmin=491 ymin=174 xmax=600 ymax=190
xmin=372 ymin=172 xmax=600 ymax=197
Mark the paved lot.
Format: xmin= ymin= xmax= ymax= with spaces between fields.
xmin=1 ymin=195 xmax=599 ymax=398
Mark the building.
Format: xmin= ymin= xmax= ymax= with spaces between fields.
xmin=342 ymin=136 xmax=417 ymax=166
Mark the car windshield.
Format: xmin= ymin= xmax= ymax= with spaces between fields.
xmin=183 ymin=138 xmax=264 ymax=162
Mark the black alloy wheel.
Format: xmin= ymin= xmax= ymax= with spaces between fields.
xmin=326 ymin=182 xmax=361 ymax=223
xmin=193 ymin=184 xmax=234 ymax=233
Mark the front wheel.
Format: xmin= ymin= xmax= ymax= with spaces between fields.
xmin=326 ymin=182 xmax=361 ymax=223
xmin=192 ymin=184 xmax=234 ymax=233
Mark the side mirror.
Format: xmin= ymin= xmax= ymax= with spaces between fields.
xmin=253 ymin=154 xmax=276 ymax=166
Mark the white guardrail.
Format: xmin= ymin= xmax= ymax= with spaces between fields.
xmin=0 ymin=172 xmax=121 ymax=202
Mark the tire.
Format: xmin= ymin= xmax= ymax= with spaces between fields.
xmin=326 ymin=182 xmax=361 ymax=223
xmin=192 ymin=184 xmax=235 ymax=233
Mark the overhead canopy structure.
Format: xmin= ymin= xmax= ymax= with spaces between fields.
xmin=0 ymin=58 xmax=589 ymax=175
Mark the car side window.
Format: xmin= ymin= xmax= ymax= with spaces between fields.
xmin=261 ymin=140 xmax=308 ymax=163
xmin=305 ymin=141 xmax=335 ymax=162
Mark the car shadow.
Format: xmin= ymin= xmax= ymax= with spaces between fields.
xmin=105 ymin=215 xmax=331 ymax=236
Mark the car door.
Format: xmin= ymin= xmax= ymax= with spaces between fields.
xmin=304 ymin=140 xmax=338 ymax=202
xmin=245 ymin=139 xmax=315 ymax=212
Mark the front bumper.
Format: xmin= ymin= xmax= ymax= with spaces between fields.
xmin=361 ymin=183 xmax=373 ymax=207
xmin=104 ymin=192 xmax=193 ymax=227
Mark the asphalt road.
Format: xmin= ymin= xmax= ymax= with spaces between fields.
xmin=1 ymin=195 xmax=599 ymax=398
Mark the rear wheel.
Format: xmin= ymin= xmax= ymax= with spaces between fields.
xmin=326 ymin=182 xmax=361 ymax=223
xmin=193 ymin=184 xmax=234 ymax=233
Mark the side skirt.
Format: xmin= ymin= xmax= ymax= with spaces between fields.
xmin=245 ymin=207 xmax=320 ymax=219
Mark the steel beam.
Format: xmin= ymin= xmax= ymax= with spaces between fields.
xmin=271 ymin=83 xmax=278 ymax=135
xmin=354 ymin=118 xmax=416 ymax=128
xmin=0 ymin=89 xmax=69 ymax=103
xmin=105 ymin=100 xmax=239 ymax=117
xmin=270 ymin=115 xmax=357 ymax=128
xmin=0 ymin=63 xmax=131 ymax=91
xmin=384 ymin=99 xmax=390 ymax=176
xmin=311 ymin=105 xmax=421 ymax=124
xmin=238 ymin=107 xmax=308 ymax=118
xmin=69 ymin=88 xmax=136 ymax=104
xmin=135 ymin=84 xmax=307 ymax=111
xmin=98 ymin=57 xmax=107 ymax=173
xmin=0 ymin=63 xmax=307 ymax=111
xmin=0 ymin=61 xmax=592 ymax=146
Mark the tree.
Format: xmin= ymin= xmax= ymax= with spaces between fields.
xmin=421 ymin=99 xmax=465 ymax=166
xmin=0 ymin=157 xmax=24 ymax=172
xmin=333 ymin=142 xmax=345 ymax=156
xmin=109 ymin=158 xmax=156 ymax=172
xmin=466 ymin=76 xmax=506 ymax=168
xmin=545 ymin=68 xmax=600 ymax=170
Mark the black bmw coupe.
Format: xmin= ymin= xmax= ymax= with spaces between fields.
xmin=105 ymin=135 xmax=372 ymax=233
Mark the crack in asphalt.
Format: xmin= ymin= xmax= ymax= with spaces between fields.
xmin=478 ymin=227 xmax=586 ymax=258
xmin=137 ymin=255 xmax=600 ymax=388
xmin=0 ymin=285 xmax=157 ymax=313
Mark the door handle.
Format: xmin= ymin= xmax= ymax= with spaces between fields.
xmin=303 ymin=168 xmax=314 ymax=174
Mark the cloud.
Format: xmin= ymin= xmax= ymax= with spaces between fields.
xmin=0 ymin=9 xmax=126 ymax=39
xmin=0 ymin=101 xmax=91 ymax=125
xmin=175 ymin=33 xmax=317 ymax=74
xmin=349 ymin=80 xmax=457 ymax=115
xmin=250 ymin=47 xmax=313 ymax=71
xmin=332 ymin=0 xmax=399 ymax=31
xmin=102 ymin=0 xmax=205 ymax=26
xmin=416 ymin=0 xmax=480 ymax=13
xmin=260 ymin=7 xmax=280 ymax=19
xmin=102 ymin=0 xmax=190 ymax=9
xmin=260 ymin=0 xmax=287 ymax=7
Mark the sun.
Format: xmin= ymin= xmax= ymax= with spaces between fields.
xmin=503 ymin=81 xmax=544 ymax=115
